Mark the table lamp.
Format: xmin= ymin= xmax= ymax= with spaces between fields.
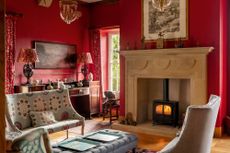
xmin=77 ymin=52 xmax=93 ymax=86
xmin=17 ymin=48 xmax=39 ymax=84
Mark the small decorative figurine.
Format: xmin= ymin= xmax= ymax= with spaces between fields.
xmin=77 ymin=81 xmax=83 ymax=87
xmin=47 ymin=81 xmax=53 ymax=90
xmin=88 ymin=72 xmax=93 ymax=81
xmin=156 ymin=32 xmax=164 ymax=49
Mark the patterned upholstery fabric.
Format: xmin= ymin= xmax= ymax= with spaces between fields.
xmin=32 ymin=120 xmax=82 ymax=134
xmin=30 ymin=111 xmax=57 ymax=127
xmin=6 ymin=128 xmax=52 ymax=153
xmin=6 ymin=89 xmax=85 ymax=135
xmin=52 ymin=129 xmax=137 ymax=153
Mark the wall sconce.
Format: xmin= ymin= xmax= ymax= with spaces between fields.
xmin=59 ymin=0 xmax=82 ymax=24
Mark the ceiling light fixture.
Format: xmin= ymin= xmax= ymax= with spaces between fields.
xmin=152 ymin=0 xmax=171 ymax=12
xmin=59 ymin=0 xmax=82 ymax=24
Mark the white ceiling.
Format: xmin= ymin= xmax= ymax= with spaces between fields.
xmin=80 ymin=0 xmax=103 ymax=3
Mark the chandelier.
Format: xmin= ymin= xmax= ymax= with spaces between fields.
xmin=59 ymin=0 xmax=82 ymax=24
xmin=152 ymin=0 xmax=172 ymax=12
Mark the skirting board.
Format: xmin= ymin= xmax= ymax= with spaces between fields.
xmin=214 ymin=127 xmax=222 ymax=138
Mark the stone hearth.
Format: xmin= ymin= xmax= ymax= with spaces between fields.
xmin=120 ymin=47 xmax=213 ymax=124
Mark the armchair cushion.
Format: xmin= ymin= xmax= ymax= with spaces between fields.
xmin=30 ymin=111 xmax=57 ymax=127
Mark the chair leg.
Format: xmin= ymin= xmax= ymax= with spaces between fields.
xmin=132 ymin=147 xmax=136 ymax=153
xmin=109 ymin=107 xmax=112 ymax=124
xmin=66 ymin=129 xmax=69 ymax=139
xmin=103 ymin=107 xmax=105 ymax=120
xmin=116 ymin=107 xmax=119 ymax=119
xmin=81 ymin=124 xmax=84 ymax=135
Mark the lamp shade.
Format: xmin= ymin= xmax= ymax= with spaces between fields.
xmin=17 ymin=48 xmax=39 ymax=63
xmin=77 ymin=52 xmax=93 ymax=64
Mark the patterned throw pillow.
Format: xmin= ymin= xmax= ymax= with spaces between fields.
xmin=30 ymin=111 xmax=57 ymax=127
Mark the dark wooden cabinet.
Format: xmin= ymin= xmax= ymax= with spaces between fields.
xmin=69 ymin=81 xmax=100 ymax=119
xmin=89 ymin=81 xmax=100 ymax=115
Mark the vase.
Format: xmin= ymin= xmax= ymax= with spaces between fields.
xmin=88 ymin=72 xmax=93 ymax=81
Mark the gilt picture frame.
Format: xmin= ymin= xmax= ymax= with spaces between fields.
xmin=34 ymin=41 xmax=77 ymax=69
xmin=142 ymin=0 xmax=188 ymax=41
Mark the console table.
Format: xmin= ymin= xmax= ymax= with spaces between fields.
xmin=14 ymin=81 xmax=100 ymax=119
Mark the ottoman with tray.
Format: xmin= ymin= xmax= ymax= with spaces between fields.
xmin=52 ymin=129 xmax=137 ymax=153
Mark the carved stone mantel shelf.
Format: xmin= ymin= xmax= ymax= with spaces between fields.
xmin=120 ymin=47 xmax=214 ymax=123
xmin=120 ymin=47 xmax=213 ymax=56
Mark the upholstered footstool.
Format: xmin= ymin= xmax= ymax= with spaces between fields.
xmin=52 ymin=129 xmax=137 ymax=153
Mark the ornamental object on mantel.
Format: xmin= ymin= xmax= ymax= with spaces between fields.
xmin=59 ymin=0 xmax=82 ymax=24
xmin=152 ymin=0 xmax=171 ymax=12
xmin=37 ymin=0 xmax=53 ymax=7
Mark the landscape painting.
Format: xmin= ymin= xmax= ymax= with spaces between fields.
xmin=34 ymin=41 xmax=77 ymax=69
xmin=143 ymin=0 xmax=187 ymax=40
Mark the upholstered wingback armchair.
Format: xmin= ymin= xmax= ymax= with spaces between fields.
xmin=158 ymin=95 xmax=221 ymax=153
xmin=6 ymin=128 xmax=52 ymax=153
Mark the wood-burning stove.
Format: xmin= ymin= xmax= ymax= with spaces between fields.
xmin=153 ymin=79 xmax=179 ymax=126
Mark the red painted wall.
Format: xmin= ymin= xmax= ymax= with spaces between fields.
xmin=228 ymin=1 xmax=230 ymax=117
xmin=90 ymin=3 xmax=120 ymax=28
xmin=90 ymin=0 xmax=225 ymax=127
xmin=6 ymin=0 xmax=90 ymax=84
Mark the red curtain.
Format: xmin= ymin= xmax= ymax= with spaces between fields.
xmin=5 ymin=15 xmax=17 ymax=94
xmin=90 ymin=29 xmax=103 ymax=110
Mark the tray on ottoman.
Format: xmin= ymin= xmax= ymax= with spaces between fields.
xmin=84 ymin=131 xmax=122 ymax=142
xmin=53 ymin=129 xmax=137 ymax=153
xmin=58 ymin=138 xmax=100 ymax=152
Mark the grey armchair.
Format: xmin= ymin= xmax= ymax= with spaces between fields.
xmin=158 ymin=95 xmax=221 ymax=153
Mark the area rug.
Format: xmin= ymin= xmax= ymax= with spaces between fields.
xmin=135 ymin=148 xmax=157 ymax=153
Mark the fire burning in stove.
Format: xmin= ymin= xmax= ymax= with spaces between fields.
xmin=156 ymin=104 xmax=172 ymax=115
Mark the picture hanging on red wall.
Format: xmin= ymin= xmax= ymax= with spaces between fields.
xmin=142 ymin=0 xmax=188 ymax=41
xmin=34 ymin=41 xmax=77 ymax=69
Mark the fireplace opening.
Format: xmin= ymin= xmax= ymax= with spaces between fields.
xmin=153 ymin=79 xmax=179 ymax=126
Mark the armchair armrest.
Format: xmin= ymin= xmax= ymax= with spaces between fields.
xmin=10 ymin=128 xmax=52 ymax=153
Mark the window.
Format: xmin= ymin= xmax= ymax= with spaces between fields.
xmin=108 ymin=33 xmax=120 ymax=91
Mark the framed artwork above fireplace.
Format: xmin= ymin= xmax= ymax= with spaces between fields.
xmin=142 ymin=0 xmax=188 ymax=41
xmin=34 ymin=41 xmax=77 ymax=69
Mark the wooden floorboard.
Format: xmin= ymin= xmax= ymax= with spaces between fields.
xmin=49 ymin=118 xmax=230 ymax=152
